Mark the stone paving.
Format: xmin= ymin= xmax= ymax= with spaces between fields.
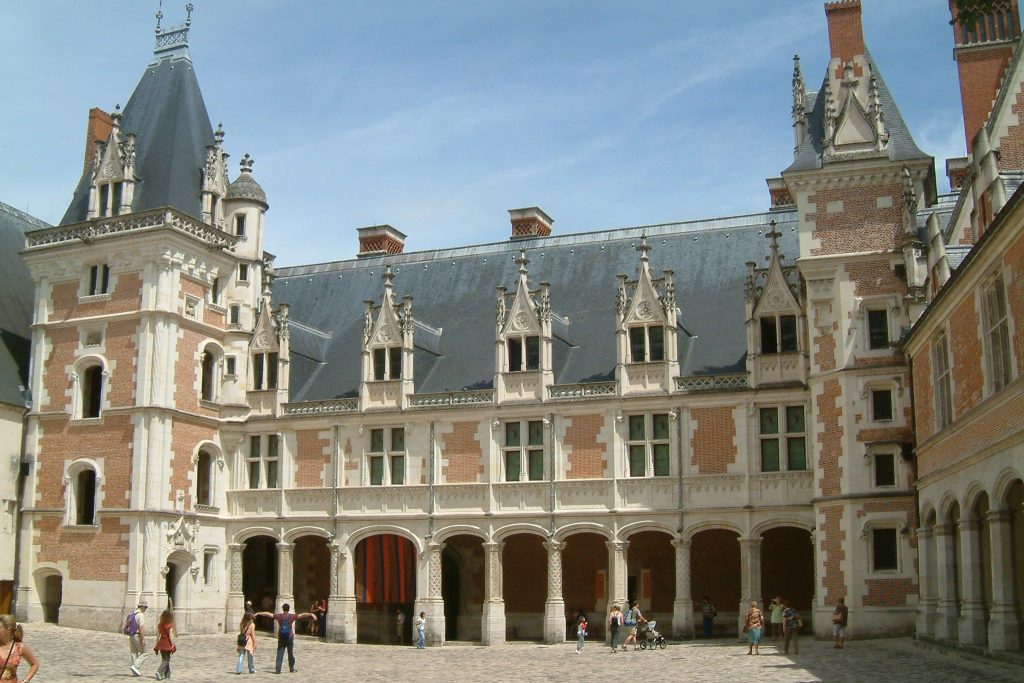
xmin=11 ymin=623 xmax=1024 ymax=682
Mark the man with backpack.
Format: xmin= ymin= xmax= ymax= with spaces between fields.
xmin=254 ymin=603 xmax=317 ymax=674
xmin=621 ymin=601 xmax=644 ymax=651
xmin=123 ymin=600 xmax=148 ymax=677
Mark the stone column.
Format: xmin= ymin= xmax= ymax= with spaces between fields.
xmin=671 ymin=538 xmax=694 ymax=639
xmin=739 ymin=537 xmax=762 ymax=635
xmin=606 ymin=539 xmax=629 ymax=643
xmin=226 ymin=543 xmax=246 ymax=632
xmin=986 ymin=509 xmax=1020 ymax=651
xmin=276 ymin=543 xmax=295 ymax=614
xmin=543 ymin=541 xmax=566 ymax=643
xmin=481 ymin=541 xmax=506 ymax=645
xmin=933 ymin=524 xmax=959 ymax=641
xmin=423 ymin=542 xmax=446 ymax=646
xmin=327 ymin=542 xmax=357 ymax=643
xmin=957 ymin=517 xmax=987 ymax=646
xmin=914 ymin=528 xmax=936 ymax=639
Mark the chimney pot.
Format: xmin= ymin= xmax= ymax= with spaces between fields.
xmin=508 ymin=207 xmax=554 ymax=240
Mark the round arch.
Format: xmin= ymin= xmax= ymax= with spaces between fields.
xmin=553 ymin=522 xmax=613 ymax=542
xmin=432 ymin=524 xmax=486 ymax=544
xmin=682 ymin=520 xmax=743 ymax=541
xmin=491 ymin=522 xmax=549 ymax=543
xmin=283 ymin=526 xmax=333 ymax=543
xmin=232 ymin=526 xmax=280 ymax=545
xmin=32 ymin=566 xmax=64 ymax=625
xmin=619 ymin=520 xmax=676 ymax=540
xmin=961 ymin=482 xmax=991 ymax=516
xmin=992 ymin=469 xmax=1024 ymax=506
xmin=938 ymin=492 xmax=962 ymax=524
xmin=347 ymin=525 xmax=423 ymax=554
xmin=749 ymin=518 xmax=814 ymax=538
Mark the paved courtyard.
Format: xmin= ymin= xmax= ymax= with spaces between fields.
xmin=13 ymin=623 xmax=1023 ymax=682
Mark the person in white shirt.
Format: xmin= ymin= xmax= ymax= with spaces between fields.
xmin=126 ymin=600 xmax=148 ymax=677
xmin=415 ymin=612 xmax=426 ymax=649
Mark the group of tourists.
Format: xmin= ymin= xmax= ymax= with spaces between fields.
xmin=742 ymin=596 xmax=802 ymax=655
xmin=603 ymin=601 xmax=646 ymax=652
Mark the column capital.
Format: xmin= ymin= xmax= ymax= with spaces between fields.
xmin=985 ymin=508 xmax=1013 ymax=524
xmin=276 ymin=541 xmax=295 ymax=552
xmin=543 ymin=540 xmax=565 ymax=553
xmin=670 ymin=537 xmax=692 ymax=550
xmin=914 ymin=526 xmax=932 ymax=540
xmin=934 ymin=523 xmax=955 ymax=537
xmin=483 ymin=541 xmax=503 ymax=553
xmin=957 ymin=517 xmax=980 ymax=532
xmin=228 ymin=542 xmax=246 ymax=552
xmin=738 ymin=536 xmax=763 ymax=547
xmin=606 ymin=539 xmax=629 ymax=553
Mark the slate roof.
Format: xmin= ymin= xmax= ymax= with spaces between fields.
xmin=786 ymin=51 xmax=928 ymax=173
xmin=60 ymin=45 xmax=215 ymax=224
xmin=275 ymin=211 xmax=798 ymax=402
xmin=0 ymin=202 xmax=44 ymax=408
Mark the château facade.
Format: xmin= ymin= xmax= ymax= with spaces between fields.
xmin=7 ymin=1 xmax=1024 ymax=656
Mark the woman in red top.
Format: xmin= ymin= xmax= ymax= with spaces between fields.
xmin=0 ymin=615 xmax=40 ymax=683
xmin=153 ymin=610 xmax=176 ymax=680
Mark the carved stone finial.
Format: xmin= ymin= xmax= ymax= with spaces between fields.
xmin=766 ymin=220 xmax=782 ymax=254
xmin=516 ymin=248 xmax=530 ymax=275
xmin=902 ymin=165 xmax=916 ymax=211
xmin=185 ymin=2 xmax=194 ymax=27
xmin=240 ymin=153 xmax=254 ymax=173
xmin=382 ymin=263 xmax=395 ymax=288
xmin=636 ymin=234 xmax=651 ymax=263
xmin=215 ymin=122 xmax=225 ymax=146
xmin=111 ymin=104 xmax=122 ymax=128
xmin=791 ymin=54 xmax=805 ymax=123
xmin=156 ymin=0 xmax=164 ymax=34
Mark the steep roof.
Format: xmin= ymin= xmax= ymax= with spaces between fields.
xmin=786 ymin=51 xmax=928 ymax=173
xmin=60 ymin=34 xmax=215 ymax=224
xmin=0 ymin=202 xmax=44 ymax=408
xmin=275 ymin=210 xmax=798 ymax=402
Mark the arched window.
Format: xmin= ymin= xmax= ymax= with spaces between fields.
xmin=196 ymin=450 xmax=213 ymax=506
xmin=201 ymin=351 xmax=218 ymax=402
xmin=75 ymin=469 xmax=97 ymax=525
xmin=81 ymin=364 xmax=103 ymax=418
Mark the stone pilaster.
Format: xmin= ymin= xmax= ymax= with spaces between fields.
xmin=739 ymin=536 xmax=763 ymax=634
xmin=606 ymin=539 xmax=629 ymax=644
xmin=327 ymin=542 xmax=357 ymax=644
xmin=481 ymin=541 xmax=506 ymax=645
xmin=423 ymin=542 xmax=446 ymax=646
xmin=543 ymin=541 xmax=566 ymax=643
xmin=671 ymin=538 xmax=694 ymax=639
xmin=956 ymin=517 xmax=987 ymax=646
xmin=933 ymin=524 xmax=959 ymax=641
xmin=276 ymin=542 xmax=295 ymax=611
xmin=914 ymin=529 xmax=936 ymax=639
xmin=985 ymin=509 xmax=1020 ymax=651
xmin=227 ymin=542 xmax=246 ymax=631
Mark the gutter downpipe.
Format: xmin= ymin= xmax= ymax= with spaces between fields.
xmin=10 ymin=392 xmax=31 ymax=618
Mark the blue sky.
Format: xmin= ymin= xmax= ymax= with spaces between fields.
xmin=1 ymin=1 xmax=965 ymax=267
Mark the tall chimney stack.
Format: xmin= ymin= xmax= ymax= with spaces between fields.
xmin=824 ymin=0 xmax=865 ymax=62
xmin=82 ymin=107 xmax=114 ymax=177
xmin=357 ymin=225 xmax=406 ymax=258
xmin=508 ymin=207 xmax=553 ymax=240
xmin=949 ymin=0 xmax=1022 ymax=153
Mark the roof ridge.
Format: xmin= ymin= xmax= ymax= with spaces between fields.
xmin=0 ymin=201 xmax=51 ymax=230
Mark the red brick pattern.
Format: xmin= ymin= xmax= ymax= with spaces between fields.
xmin=690 ymin=407 xmax=737 ymax=474
xmin=816 ymin=379 xmax=844 ymax=497
xmin=441 ymin=421 xmax=483 ymax=483
xmin=846 ymin=260 xmax=906 ymax=297
xmin=912 ymin=348 xmax=935 ymax=443
xmin=34 ymin=515 xmax=129 ymax=581
xmin=949 ymin=295 xmax=983 ymax=416
xmin=295 ymin=429 xmax=331 ymax=487
xmin=825 ymin=1 xmax=865 ymax=62
xmin=814 ymin=314 xmax=837 ymax=372
xmin=956 ymin=45 xmax=1014 ymax=155
xmin=857 ymin=499 xmax=918 ymax=606
xmin=41 ymin=327 xmax=78 ymax=412
xmin=50 ymin=272 xmax=141 ymax=322
xmin=820 ymin=505 xmax=847 ymax=604
xmin=1007 ymin=228 xmax=1024 ymax=371
xmin=168 ymin=420 xmax=216 ymax=510
xmin=917 ymin=387 xmax=1024 ymax=477
xmin=806 ymin=183 xmax=903 ymax=256
xmin=174 ymin=328 xmax=219 ymax=418
xmin=563 ymin=414 xmax=606 ymax=479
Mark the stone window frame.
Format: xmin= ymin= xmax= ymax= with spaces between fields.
xmin=758 ymin=313 xmax=799 ymax=354
xmin=365 ymin=426 xmax=406 ymax=486
xmin=246 ymin=433 xmax=280 ymax=490
xmin=202 ymin=547 xmax=218 ymax=585
xmin=863 ymin=443 xmax=900 ymax=490
xmin=237 ymin=263 xmax=250 ymax=284
xmin=79 ymin=324 xmax=106 ymax=350
xmin=501 ymin=418 xmax=546 ymax=482
xmin=757 ymin=404 xmax=807 ymax=473
xmin=980 ymin=270 xmax=1014 ymax=395
xmin=860 ymin=516 xmax=908 ymax=576
xmin=228 ymin=304 xmax=242 ymax=327
xmin=505 ymin=334 xmax=540 ymax=373
xmin=861 ymin=378 xmax=900 ymax=425
xmin=857 ymin=296 xmax=899 ymax=356
xmin=627 ymin=324 xmax=666 ymax=363
xmin=370 ymin=345 xmax=403 ymax=381
xmin=95 ymin=180 xmax=125 ymax=218
xmin=224 ymin=355 xmax=238 ymax=378
xmin=79 ymin=262 xmax=112 ymax=300
xmin=62 ymin=458 xmax=104 ymax=528
xmin=194 ymin=447 xmax=216 ymax=508
xmin=624 ymin=412 xmax=672 ymax=478
xmin=251 ymin=351 xmax=278 ymax=391
xmin=199 ymin=342 xmax=225 ymax=404
xmin=71 ymin=355 xmax=108 ymax=421
xmin=931 ymin=331 xmax=953 ymax=431
xmin=234 ymin=213 xmax=247 ymax=238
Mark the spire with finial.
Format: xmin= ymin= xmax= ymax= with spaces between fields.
xmin=155 ymin=0 xmax=163 ymax=34
xmin=215 ymin=122 xmax=225 ymax=147
xmin=636 ymin=234 xmax=651 ymax=264
xmin=185 ymin=2 xmax=193 ymax=27
xmin=111 ymin=104 xmax=122 ymax=129
xmin=765 ymin=219 xmax=782 ymax=259
xmin=516 ymin=248 xmax=530 ymax=275
xmin=153 ymin=1 xmax=193 ymax=58
xmin=901 ymin=165 xmax=916 ymax=212
xmin=382 ymin=263 xmax=395 ymax=290
xmin=868 ymin=74 xmax=887 ymax=149
xmin=791 ymin=55 xmax=805 ymax=125
xmin=240 ymin=153 xmax=254 ymax=174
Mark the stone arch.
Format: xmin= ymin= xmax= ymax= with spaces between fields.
xmin=760 ymin=526 xmax=814 ymax=613
xmin=619 ymin=519 xmax=676 ymax=540
xmin=749 ymin=517 xmax=814 ymax=538
xmin=689 ymin=527 xmax=741 ymax=635
xmin=199 ymin=340 xmax=224 ymax=402
xmin=992 ymin=468 xmax=1024 ymax=506
xmin=164 ymin=549 xmax=195 ymax=612
xmin=283 ymin=526 xmax=332 ymax=543
xmin=920 ymin=501 xmax=938 ymax=527
xmin=938 ymin=492 xmax=961 ymax=524
xmin=232 ymin=526 xmax=280 ymax=544
xmin=432 ymin=524 xmax=486 ymax=544
xmin=62 ymin=457 xmax=103 ymax=526
xmin=192 ymin=441 xmax=220 ymax=508
xmin=682 ymin=520 xmax=743 ymax=541
xmin=32 ymin=566 xmax=63 ymax=624
xmin=962 ymin=482 xmax=991 ymax=517
xmin=72 ymin=354 xmax=107 ymax=419
xmin=491 ymin=522 xmax=549 ymax=543
xmin=348 ymin=525 xmax=423 ymax=555
xmin=552 ymin=522 xmax=612 ymax=542
xmin=353 ymin=533 xmax=418 ymax=644
xmin=625 ymin=529 xmax=675 ymax=620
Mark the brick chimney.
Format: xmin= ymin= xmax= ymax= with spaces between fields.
xmin=949 ymin=0 xmax=1022 ymax=154
xmin=508 ymin=207 xmax=553 ymax=240
xmin=82 ymin=107 xmax=114 ymax=177
xmin=824 ymin=0 xmax=865 ymax=62
xmin=357 ymin=225 xmax=406 ymax=258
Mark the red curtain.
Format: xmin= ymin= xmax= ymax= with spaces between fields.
xmin=357 ymin=534 xmax=415 ymax=603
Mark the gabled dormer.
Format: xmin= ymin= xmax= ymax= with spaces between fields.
xmin=495 ymin=250 xmax=553 ymax=402
xmin=87 ymin=106 xmax=136 ymax=219
xmin=823 ymin=61 xmax=889 ymax=161
xmin=615 ymin=235 xmax=679 ymax=395
xmin=201 ymin=124 xmax=229 ymax=228
xmin=745 ymin=224 xmax=808 ymax=388
xmin=361 ymin=265 xmax=414 ymax=410
xmin=248 ymin=296 xmax=289 ymax=416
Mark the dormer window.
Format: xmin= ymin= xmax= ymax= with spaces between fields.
xmin=629 ymin=325 xmax=664 ymax=362
xmin=373 ymin=346 xmax=403 ymax=381
xmin=252 ymin=352 xmax=278 ymax=390
xmin=96 ymin=182 xmax=124 ymax=218
xmin=508 ymin=335 xmax=540 ymax=372
xmin=760 ymin=314 xmax=797 ymax=353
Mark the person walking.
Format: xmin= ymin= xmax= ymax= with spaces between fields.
xmin=124 ymin=600 xmax=149 ymax=677
xmin=607 ymin=605 xmax=622 ymax=653
xmin=236 ymin=612 xmax=257 ymax=675
xmin=575 ymin=611 xmax=588 ymax=654
xmin=395 ymin=608 xmax=406 ymax=645
xmin=253 ymin=603 xmax=317 ymax=674
xmin=782 ymin=599 xmax=802 ymax=655
xmin=743 ymin=600 xmax=764 ymax=655
xmin=832 ymin=598 xmax=849 ymax=649
xmin=769 ymin=596 xmax=784 ymax=641
xmin=701 ymin=596 xmax=716 ymax=638
xmin=153 ymin=610 xmax=176 ymax=680
xmin=415 ymin=612 xmax=426 ymax=649
xmin=621 ymin=601 xmax=644 ymax=651
xmin=0 ymin=615 xmax=40 ymax=683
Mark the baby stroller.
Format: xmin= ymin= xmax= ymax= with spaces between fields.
xmin=638 ymin=620 xmax=667 ymax=650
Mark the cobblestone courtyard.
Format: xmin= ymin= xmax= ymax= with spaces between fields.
xmin=12 ymin=623 xmax=1024 ymax=682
